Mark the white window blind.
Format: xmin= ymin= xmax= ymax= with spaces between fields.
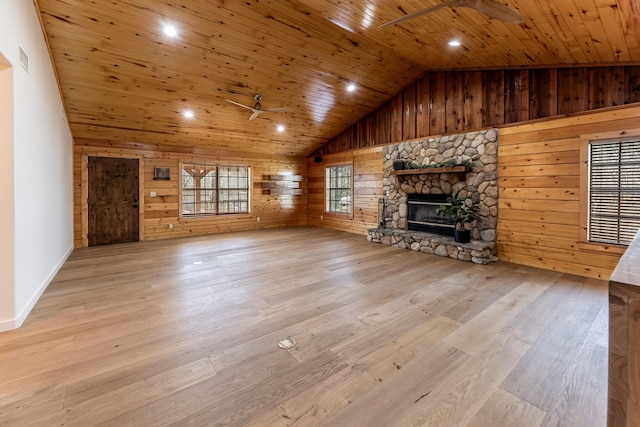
xmin=588 ymin=139 xmax=640 ymax=245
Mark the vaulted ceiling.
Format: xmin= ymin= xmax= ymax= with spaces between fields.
xmin=34 ymin=0 xmax=640 ymax=157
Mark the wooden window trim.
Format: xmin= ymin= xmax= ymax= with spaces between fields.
xmin=324 ymin=162 xmax=354 ymax=219
xmin=579 ymin=129 xmax=640 ymax=253
xmin=179 ymin=161 xmax=252 ymax=218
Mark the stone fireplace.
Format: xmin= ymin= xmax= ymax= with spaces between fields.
xmin=368 ymin=129 xmax=499 ymax=264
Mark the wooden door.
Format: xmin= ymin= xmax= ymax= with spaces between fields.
xmin=88 ymin=157 xmax=139 ymax=246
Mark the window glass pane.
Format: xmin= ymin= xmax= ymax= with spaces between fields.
xmin=182 ymin=189 xmax=196 ymax=215
xmin=201 ymin=171 xmax=216 ymax=189
xmin=182 ymin=166 xmax=195 ymax=190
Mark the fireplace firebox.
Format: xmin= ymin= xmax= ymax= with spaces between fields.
xmin=407 ymin=194 xmax=455 ymax=236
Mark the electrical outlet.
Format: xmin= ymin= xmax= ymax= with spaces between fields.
xmin=168 ymin=223 xmax=174 ymax=230
xmin=150 ymin=191 xmax=157 ymax=197
xmin=256 ymin=216 xmax=261 ymax=222
xmin=320 ymin=215 xmax=323 ymax=220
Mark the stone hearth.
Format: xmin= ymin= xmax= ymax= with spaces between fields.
xmin=367 ymin=228 xmax=497 ymax=264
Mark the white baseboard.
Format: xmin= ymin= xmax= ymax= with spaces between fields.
xmin=0 ymin=318 xmax=15 ymax=333
xmin=0 ymin=244 xmax=73 ymax=332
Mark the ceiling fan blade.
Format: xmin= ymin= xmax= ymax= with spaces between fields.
xmin=461 ymin=0 xmax=524 ymax=23
xmin=228 ymin=97 xmax=289 ymax=120
xmin=261 ymin=107 xmax=292 ymax=113
xmin=380 ymin=1 xmax=455 ymax=28
xmin=380 ymin=0 xmax=523 ymax=28
xmin=226 ymin=99 xmax=256 ymax=111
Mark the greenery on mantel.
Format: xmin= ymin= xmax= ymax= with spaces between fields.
xmin=404 ymin=159 xmax=473 ymax=170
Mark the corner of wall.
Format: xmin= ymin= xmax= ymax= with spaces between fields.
xmin=0 ymin=52 xmax=15 ymax=331
xmin=12 ymin=244 xmax=73 ymax=329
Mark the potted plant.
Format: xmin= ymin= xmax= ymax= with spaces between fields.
xmin=436 ymin=192 xmax=479 ymax=243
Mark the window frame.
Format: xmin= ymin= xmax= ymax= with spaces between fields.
xmin=180 ymin=162 xmax=251 ymax=218
xmin=579 ymin=130 xmax=640 ymax=252
xmin=324 ymin=162 xmax=354 ymax=217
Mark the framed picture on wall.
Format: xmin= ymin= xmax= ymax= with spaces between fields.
xmin=154 ymin=167 xmax=171 ymax=180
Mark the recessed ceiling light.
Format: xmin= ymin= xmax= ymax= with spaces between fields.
xmin=448 ymin=39 xmax=461 ymax=47
xmin=276 ymin=124 xmax=285 ymax=132
xmin=347 ymin=83 xmax=357 ymax=92
xmin=183 ymin=110 xmax=194 ymax=119
xmin=163 ymin=25 xmax=178 ymax=38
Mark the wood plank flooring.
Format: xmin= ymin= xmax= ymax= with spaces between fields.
xmin=0 ymin=226 xmax=608 ymax=426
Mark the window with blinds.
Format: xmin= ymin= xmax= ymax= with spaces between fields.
xmin=588 ymin=139 xmax=640 ymax=245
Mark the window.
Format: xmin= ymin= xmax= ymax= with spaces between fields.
xmin=326 ymin=164 xmax=352 ymax=214
xmin=182 ymin=164 xmax=250 ymax=216
xmin=588 ymin=138 xmax=640 ymax=245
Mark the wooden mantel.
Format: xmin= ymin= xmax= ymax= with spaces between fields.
xmin=390 ymin=165 xmax=470 ymax=175
xmin=608 ymin=229 xmax=640 ymax=427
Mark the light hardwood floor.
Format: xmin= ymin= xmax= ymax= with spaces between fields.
xmin=0 ymin=227 xmax=608 ymax=426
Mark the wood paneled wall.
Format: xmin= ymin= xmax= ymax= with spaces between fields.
xmin=310 ymin=105 xmax=640 ymax=280
xmin=73 ymin=141 xmax=307 ymax=247
xmin=316 ymin=66 xmax=640 ymax=156
xmin=497 ymin=105 xmax=640 ymax=280
xmin=307 ymin=147 xmax=383 ymax=235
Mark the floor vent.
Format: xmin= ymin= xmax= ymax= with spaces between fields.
xmin=19 ymin=46 xmax=29 ymax=72
xmin=278 ymin=337 xmax=296 ymax=350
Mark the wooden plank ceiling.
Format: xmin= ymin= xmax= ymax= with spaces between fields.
xmin=34 ymin=0 xmax=640 ymax=157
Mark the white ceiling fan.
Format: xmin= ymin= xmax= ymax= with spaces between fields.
xmin=380 ymin=0 xmax=524 ymax=29
xmin=226 ymin=94 xmax=291 ymax=120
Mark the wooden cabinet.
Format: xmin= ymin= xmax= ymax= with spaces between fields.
xmin=608 ymin=230 xmax=640 ymax=427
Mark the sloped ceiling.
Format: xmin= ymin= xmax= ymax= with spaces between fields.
xmin=34 ymin=0 xmax=640 ymax=157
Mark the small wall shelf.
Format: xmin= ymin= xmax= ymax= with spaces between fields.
xmin=390 ymin=165 xmax=470 ymax=175
xmin=262 ymin=173 xmax=303 ymax=195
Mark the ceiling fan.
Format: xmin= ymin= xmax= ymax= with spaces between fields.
xmin=380 ymin=0 xmax=524 ymax=29
xmin=226 ymin=94 xmax=291 ymax=120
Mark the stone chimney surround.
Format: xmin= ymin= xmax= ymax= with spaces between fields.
xmin=368 ymin=129 xmax=499 ymax=265
xmin=383 ymin=129 xmax=498 ymax=242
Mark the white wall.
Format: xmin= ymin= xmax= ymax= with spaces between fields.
xmin=0 ymin=0 xmax=73 ymax=331
xmin=0 ymin=57 xmax=15 ymax=329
